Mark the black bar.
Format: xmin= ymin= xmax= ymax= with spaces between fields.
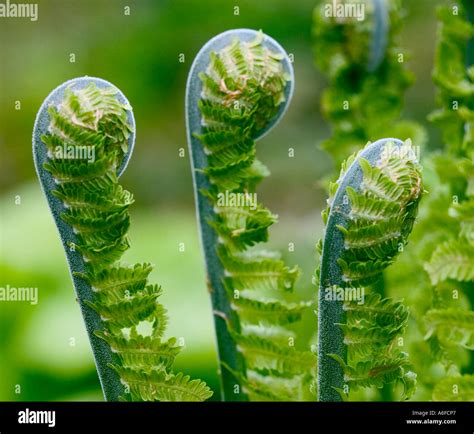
xmin=0 ymin=402 xmax=472 ymax=433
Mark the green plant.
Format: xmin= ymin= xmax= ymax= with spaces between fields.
xmin=33 ymin=77 xmax=212 ymax=402
xmin=186 ymin=29 xmax=316 ymax=401
xmin=313 ymin=0 xmax=474 ymax=402
xmin=313 ymin=0 xmax=428 ymax=401
xmin=313 ymin=0 xmax=426 ymax=168
xmin=424 ymin=0 xmax=474 ymax=401
xmin=316 ymin=138 xmax=422 ymax=401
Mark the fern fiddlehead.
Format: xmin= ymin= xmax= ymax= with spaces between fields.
xmin=425 ymin=0 xmax=474 ymax=401
xmin=186 ymin=29 xmax=316 ymax=401
xmin=317 ymin=138 xmax=422 ymax=401
xmin=313 ymin=0 xmax=424 ymax=401
xmin=33 ymin=77 xmax=212 ymax=401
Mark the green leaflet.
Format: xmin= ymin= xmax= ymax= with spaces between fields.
xmin=425 ymin=309 xmax=474 ymax=350
xmin=432 ymin=375 xmax=474 ymax=402
xmin=76 ymin=263 xmax=154 ymax=297
xmin=344 ymin=293 xmax=408 ymax=328
xmin=431 ymin=6 xmax=474 ymax=104
xmin=112 ymin=368 xmax=214 ymax=402
xmin=330 ymin=353 xmax=417 ymax=400
xmin=231 ymin=293 xmax=312 ymax=326
xmin=341 ymin=293 xmax=409 ymax=359
xmin=241 ymin=324 xmax=295 ymax=344
xmin=221 ymin=363 xmax=312 ymax=402
xmin=450 ymin=198 xmax=474 ymax=242
xmin=317 ymin=139 xmax=422 ymax=401
xmin=428 ymin=2 xmax=474 ymax=158
xmin=425 ymin=1 xmax=474 ymax=400
xmin=243 ymin=370 xmax=302 ymax=402
xmin=231 ymin=332 xmax=316 ymax=376
xmin=210 ymin=205 xmax=277 ymax=251
xmin=38 ymin=81 xmax=212 ymax=402
xmin=219 ymin=247 xmax=299 ymax=292
xmin=188 ymin=30 xmax=315 ymax=401
xmin=96 ymin=332 xmax=181 ymax=370
xmin=424 ymin=240 xmax=474 ymax=285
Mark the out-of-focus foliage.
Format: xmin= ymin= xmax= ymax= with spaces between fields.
xmin=423 ymin=1 xmax=474 ymax=401
xmin=313 ymin=0 xmax=427 ymax=168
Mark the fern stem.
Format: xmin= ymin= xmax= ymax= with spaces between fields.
xmin=464 ymin=0 xmax=474 ymax=67
xmin=318 ymin=138 xmax=406 ymax=401
xmin=186 ymin=29 xmax=295 ymax=401
xmin=368 ymin=0 xmax=389 ymax=72
xmin=33 ymin=77 xmax=135 ymax=400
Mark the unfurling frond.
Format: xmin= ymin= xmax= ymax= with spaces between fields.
xmin=40 ymin=82 xmax=211 ymax=401
xmin=337 ymin=146 xmax=422 ymax=286
xmin=192 ymin=31 xmax=312 ymax=401
xmin=318 ymin=139 xmax=422 ymax=401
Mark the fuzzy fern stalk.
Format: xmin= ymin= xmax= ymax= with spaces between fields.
xmin=425 ymin=0 xmax=474 ymax=401
xmin=313 ymin=0 xmax=426 ymax=168
xmin=33 ymin=77 xmax=212 ymax=402
xmin=187 ymin=29 xmax=316 ymax=401
xmin=316 ymin=138 xmax=422 ymax=401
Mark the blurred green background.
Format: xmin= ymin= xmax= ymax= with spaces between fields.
xmin=0 ymin=0 xmax=440 ymax=401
